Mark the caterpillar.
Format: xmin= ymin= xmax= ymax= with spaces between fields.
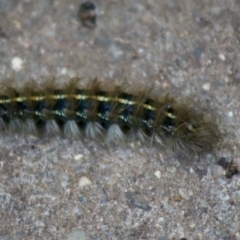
xmin=0 ymin=78 xmax=222 ymax=155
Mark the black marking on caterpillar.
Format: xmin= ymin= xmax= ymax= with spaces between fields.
xmin=0 ymin=78 xmax=222 ymax=155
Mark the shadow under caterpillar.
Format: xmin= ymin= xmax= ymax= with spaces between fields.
xmin=0 ymin=78 xmax=222 ymax=155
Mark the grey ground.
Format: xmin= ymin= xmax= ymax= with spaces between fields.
xmin=0 ymin=0 xmax=240 ymax=239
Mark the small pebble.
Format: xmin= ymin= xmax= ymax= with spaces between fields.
xmin=67 ymin=229 xmax=86 ymax=240
xmin=78 ymin=176 xmax=92 ymax=188
xmin=202 ymin=83 xmax=211 ymax=91
xmin=107 ymin=175 xmax=118 ymax=185
xmin=228 ymin=111 xmax=233 ymax=117
xmin=74 ymin=154 xmax=83 ymax=161
xmin=172 ymin=194 xmax=183 ymax=202
xmin=218 ymin=53 xmax=225 ymax=61
xmin=217 ymin=157 xmax=229 ymax=169
xmin=60 ymin=67 xmax=67 ymax=75
xmin=189 ymin=168 xmax=195 ymax=174
xmin=78 ymin=2 xmax=97 ymax=29
xmin=11 ymin=57 xmax=23 ymax=71
xmin=154 ymin=170 xmax=161 ymax=179
xmin=125 ymin=192 xmax=152 ymax=211
xmin=60 ymin=173 xmax=69 ymax=188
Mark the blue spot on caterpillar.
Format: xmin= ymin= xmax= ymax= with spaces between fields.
xmin=0 ymin=78 xmax=222 ymax=155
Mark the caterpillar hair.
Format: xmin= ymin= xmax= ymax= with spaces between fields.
xmin=0 ymin=78 xmax=222 ymax=155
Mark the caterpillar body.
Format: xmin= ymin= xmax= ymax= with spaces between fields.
xmin=0 ymin=78 xmax=221 ymax=155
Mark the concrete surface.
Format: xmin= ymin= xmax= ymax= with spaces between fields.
xmin=0 ymin=0 xmax=240 ymax=239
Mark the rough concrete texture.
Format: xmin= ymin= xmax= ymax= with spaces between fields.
xmin=0 ymin=0 xmax=240 ymax=239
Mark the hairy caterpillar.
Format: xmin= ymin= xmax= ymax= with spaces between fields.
xmin=0 ymin=78 xmax=221 ymax=155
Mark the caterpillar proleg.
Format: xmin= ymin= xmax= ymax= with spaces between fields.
xmin=0 ymin=78 xmax=221 ymax=155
